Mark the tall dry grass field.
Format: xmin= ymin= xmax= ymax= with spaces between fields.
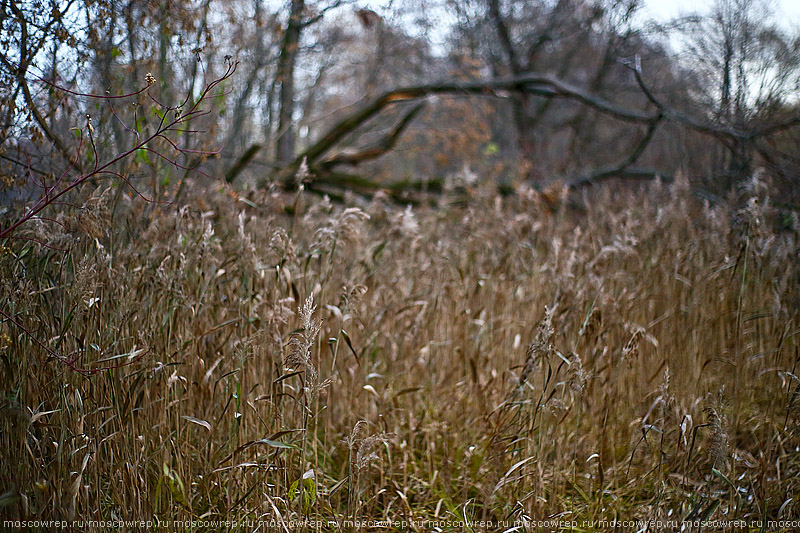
xmin=1 ymin=177 xmax=799 ymax=531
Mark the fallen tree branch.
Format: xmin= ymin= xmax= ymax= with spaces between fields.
xmin=630 ymin=66 xmax=797 ymax=142
xmin=567 ymin=167 xmax=674 ymax=188
xmin=224 ymin=67 xmax=799 ymax=203
xmin=317 ymin=103 xmax=425 ymax=169
xmin=567 ymin=114 xmax=663 ymax=188
xmin=303 ymin=170 xmax=442 ymax=204
xmin=247 ymin=71 xmax=660 ymax=186
xmin=293 ymin=72 xmax=654 ymax=169
xmin=225 ymin=143 xmax=262 ymax=183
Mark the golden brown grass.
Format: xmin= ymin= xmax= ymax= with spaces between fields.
xmin=1 ymin=176 xmax=799 ymax=531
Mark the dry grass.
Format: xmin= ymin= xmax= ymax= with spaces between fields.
xmin=1 ymin=176 xmax=799 ymax=531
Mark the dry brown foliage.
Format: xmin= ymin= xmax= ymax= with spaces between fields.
xmin=1 ymin=176 xmax=799 ymax=529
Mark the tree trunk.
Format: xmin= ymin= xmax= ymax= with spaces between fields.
xmin=275 ymin=0 xmax=305 ymax=165
xmin=158 ymin=1 xmax=171 ymax=105
xmin=225 ymin=0 xmax=266 ymax=158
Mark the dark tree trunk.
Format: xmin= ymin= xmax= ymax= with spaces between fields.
xmin=275 ymin=0 xmax=305 ymax=165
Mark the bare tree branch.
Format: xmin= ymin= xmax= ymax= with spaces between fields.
xmin=488 ymin=0 xmax=522 ymax=74
xmin=317 ymin=103 xmax=425 ymax=169
xmin=225 ymin=143 xmax=263 ymax=183
xmin=4 ymin=0 xmax=74 ymax=166
xmin=567 ymin=114 xmax=663 ymax=188
xmin=222 ymin=65 xmax=798 ymax=202
xmin=277 ymin=71 xmax=657 ymax=182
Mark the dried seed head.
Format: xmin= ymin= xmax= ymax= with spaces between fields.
xmin=621 ymin=327 xmax=644 ymax=363
xmin=286 ymin=295 xmax=324 ymax=396
xmin=75 ymin=186 xmax=111 ymax=240
xmin=272 ymin=297 xmax=296 ymax=325
xmin=300 ymin=295 xmax=320 ymax=336
xmin=517 ymin=305 xmax=556 ymax=393
xmin=295 ymin=157 xmax=311 ymax=186
xmin=237 ymin=211 xmax=256 ymax=259
xmin=347 ymin=420 xmax=369 ymax=451
xmin=705 ymin=390 xmax=729 ymax=470
xmin=391 ymin=205 xmax=420 ymax=240
xmin=339 ymin=284 xmax=368 ymax=316
xmin=344 ymin=420 xmax=394 ymax=473
xmin=356 ymin=432 xmax=393 ymax=473
xmin=568 ymin=351 xmax=587 ymax=394
xmin=546 ymin=397 xmax=569 ymax=415
xmin=312 ymin=226 xmax=336 ymax=253
xmin=73 ymin=256 xmax=99 ymax=303
xmin=335 ymin=207 xmax=370 ymax=244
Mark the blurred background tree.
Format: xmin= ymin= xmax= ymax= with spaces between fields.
xmin=1 ymin=0 xmax=798 ymax=212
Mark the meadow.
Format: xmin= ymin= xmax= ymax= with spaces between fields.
xmin=1 ymin=176 xmax=799 ymax=531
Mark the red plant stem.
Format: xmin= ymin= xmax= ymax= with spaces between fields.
xmin=0 ymin=62 xmax=237 ymax=241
